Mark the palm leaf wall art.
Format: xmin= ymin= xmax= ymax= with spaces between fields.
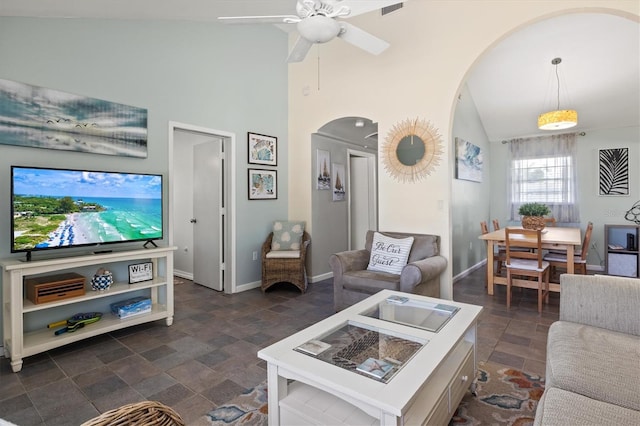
xmin=599 ymin=148 xmax=629 ymax=196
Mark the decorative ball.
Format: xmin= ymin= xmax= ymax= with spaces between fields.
xmin=91 ymin=271 xmax=113 ymax=291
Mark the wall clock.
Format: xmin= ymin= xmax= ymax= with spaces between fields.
xmin=381 ymin=117 xmax=444 ymax=183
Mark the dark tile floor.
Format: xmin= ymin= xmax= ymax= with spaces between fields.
xmin=0 ymin=266 xmax=560 ymax=425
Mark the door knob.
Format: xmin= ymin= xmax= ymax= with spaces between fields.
xmin=190 ymin=218 xmax=197 ymax=223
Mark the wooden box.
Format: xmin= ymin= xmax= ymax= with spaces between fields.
xmin=25 ymin=272 xmax=86 ymax=304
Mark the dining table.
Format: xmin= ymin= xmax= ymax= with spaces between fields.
xmin=478 ymin=226 xmax=582 ymax=294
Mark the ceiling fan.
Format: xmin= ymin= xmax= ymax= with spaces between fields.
xmin=218 ymin=0 xmax=403 ymax=63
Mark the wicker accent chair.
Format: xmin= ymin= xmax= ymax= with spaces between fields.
xmin=81 ymin=400 xmax=185 ymax=426
xmin=261 ymin=231 xmax=311 ymax=293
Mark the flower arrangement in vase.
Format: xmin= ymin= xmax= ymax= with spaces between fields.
xmin=518 ymin=202 xmax=551 ymax=230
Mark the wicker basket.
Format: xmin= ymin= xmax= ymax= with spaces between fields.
xmin=81 ymin=400 xmax=185 ymax=426
xmin=521 ymin=216 xmax=546 ymax=231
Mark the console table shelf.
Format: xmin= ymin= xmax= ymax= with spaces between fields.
xmin=1 ymin=246 xmax=176 ymax=372
xmin=605 ymin=224 xmax=639 ymax=278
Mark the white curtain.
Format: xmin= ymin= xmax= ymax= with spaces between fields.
xmin=507 ymin=133 xmax=580 ymax=222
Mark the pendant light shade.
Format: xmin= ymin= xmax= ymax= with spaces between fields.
xmin=538 ymin=58 xmax=577 ymax=130
xmin=538 ymin=109 xmax=578 ymax=130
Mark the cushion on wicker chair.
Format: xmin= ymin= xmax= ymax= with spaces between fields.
xmin=266 ymin=250 xmax=300 ymax=258
xmin=271 ymin=220 xmax=305 ymax=250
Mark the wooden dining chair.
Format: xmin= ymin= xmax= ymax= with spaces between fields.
xmin=480 ymin=221 xmax=489 ymax=234
xmin=505 ymin=228 xmax=550 ymax=313
xmin=544 ymin=217 xmax=557 ymax=227
xmin=493 ymin=219 xmax=530 ymax=255
xmin=481 ymin=221 xmax=505 ymax=276
xmin=544 ymin=221 xmax=594 ymax=276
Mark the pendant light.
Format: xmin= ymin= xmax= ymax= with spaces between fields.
xmin=538 ymin=57 xmax=578 ymax=130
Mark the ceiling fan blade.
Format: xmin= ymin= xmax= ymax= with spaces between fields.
xmin=343 ymin=0 xmax=405 ymax=18
xmin=287 ymin=36 xmax=314 ymax=63
xmin=217 ymin=15 xmax=298 ymax=24
xmin=338 ymin=22 xmax=390 ymax=55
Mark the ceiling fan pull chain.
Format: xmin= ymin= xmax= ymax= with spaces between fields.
xmin=317 ymin=46 xmax=321 ymax=91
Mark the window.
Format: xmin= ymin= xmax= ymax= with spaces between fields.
xmin=508 ymin=134 xmax=580 ymax=222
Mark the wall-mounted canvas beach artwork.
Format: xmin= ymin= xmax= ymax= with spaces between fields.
xmin=316 ymin=149 xmax=331 ymax=190
xmin=332 ymin=163 xmax=346 ymax=201
xmin=455 ymin=138 xmax=483 ymax=182
xmin=0 ymin=78 xmax=148 ymax=158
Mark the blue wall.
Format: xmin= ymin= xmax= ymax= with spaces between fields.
xmin=0 ymin=18 xmax=289 ymax=290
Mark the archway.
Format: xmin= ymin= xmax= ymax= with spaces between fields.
xmin=309 ymin=117 xmax=379 ymax=280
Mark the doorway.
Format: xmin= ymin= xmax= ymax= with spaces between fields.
xmin=168 ymin=122 xmax=236 ymax=293
xmin=348 ymin=150 xmax=377 ymax=250
xmin=310 ymin=116 xmax=378 ymax=279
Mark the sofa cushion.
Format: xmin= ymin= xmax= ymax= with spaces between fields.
xmin=271 ymin=220 xmax=305 ymax=251
xmin=365 ymin=231 xmax=439 ymax=263
xmin=342 ymin=270 xmax=401 ymax=294
xmin=534 ymin=387 xmax=640 ymax=426
xmin=546 ymin=321 xmax=640 ymax=411
xmin=367 ymin=232 xmax=414 ymax=275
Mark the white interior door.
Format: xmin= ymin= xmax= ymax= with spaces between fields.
xmin=193 ymin=140 xmax=223 ymax=290
xmin=349 ymin=151 xmax=377 ymax=250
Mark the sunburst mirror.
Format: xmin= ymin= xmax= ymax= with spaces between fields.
xmin=382 ymin=118 xmax=444 ymax=183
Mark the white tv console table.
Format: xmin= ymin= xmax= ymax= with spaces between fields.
xmin=1 ymin=246 xmax=176 ymax=372
xmin=258 ymin=290 xmax=483 ymax=425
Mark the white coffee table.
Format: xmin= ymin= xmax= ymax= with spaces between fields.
xmin=257 ymin=290 xmax=483 ymax=425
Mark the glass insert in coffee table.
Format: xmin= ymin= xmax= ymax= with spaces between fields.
xmin=360 ymin=296 xmax=460 ymax=333
xmin=294 ymin=321 xmax=426 ymax=383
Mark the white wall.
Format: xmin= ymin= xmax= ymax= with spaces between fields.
xmin=287 ymin=1 xmax=639 ymax=300
xmin=451 ymin=85 xmax=491 ymax=277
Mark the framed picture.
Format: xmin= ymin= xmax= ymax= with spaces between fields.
xmin=128 ymin=262 xmax=153 ymax=284
xmin=332 ymin=163 xmax=346 ymax=201
xmin=316 ymin=149 xmax=331 ymax=190
xmin=599 ymin=148 xmax=629 ymax=196
xmin=248 ymin=132 xmax=277 ymax=166
xmin=248 ymin=168 xmax=277 ymax=200
xmin=0 ymin=78 xmax=148 ymax=158
xmin=455 ymin=138 xmax=483 ymax=182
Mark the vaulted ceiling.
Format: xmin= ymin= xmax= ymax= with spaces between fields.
xmin=2 ymin=1 xmax=638 ymax=144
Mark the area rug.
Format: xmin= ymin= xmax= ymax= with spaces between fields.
xmin=202 ymin=362 xmax=543 ymax=425
xmin=451 ymin=361 xmax=544 ymax=425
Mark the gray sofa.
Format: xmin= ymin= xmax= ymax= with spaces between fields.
xmin=534 ymin=274 xmax=640 ymax=425
xmin=329 ymin=230 xmax=447 ymax=311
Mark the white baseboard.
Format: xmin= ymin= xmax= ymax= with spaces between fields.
xmin=236 ymin=280 xmax=261 ymax=293
xmin=586 ymin=264 xmax=604 ymax=272
xmin=453 ymin=260 xmax=486 ymax=283
xmin=174 ymin=269 xmax=194 ymax=281
xmin=309 ymin=272 xmax=333 ymax=283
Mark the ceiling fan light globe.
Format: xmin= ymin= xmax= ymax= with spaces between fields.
xmin=537 ymin=109 xmax=578 ymax=130
xmin=297 ymin=15 xmax=340 ymax=43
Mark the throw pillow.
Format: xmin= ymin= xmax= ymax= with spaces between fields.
xmin=271 ymin=220 xmax=305 ymax=251
xmin=367 ymin=232 xmax=414 ymax=275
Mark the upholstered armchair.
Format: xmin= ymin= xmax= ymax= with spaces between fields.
xmin=329 ymin=230 xmax=447 ymax=311
xmin=261 ymin=221 xmax=311 ymax=293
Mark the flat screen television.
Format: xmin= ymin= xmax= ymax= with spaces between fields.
xmin=11 ymin=166 xmax=163 ymax=258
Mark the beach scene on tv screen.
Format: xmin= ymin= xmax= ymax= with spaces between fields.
xmin=12 ymin=168 xmax=162 ymax=251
